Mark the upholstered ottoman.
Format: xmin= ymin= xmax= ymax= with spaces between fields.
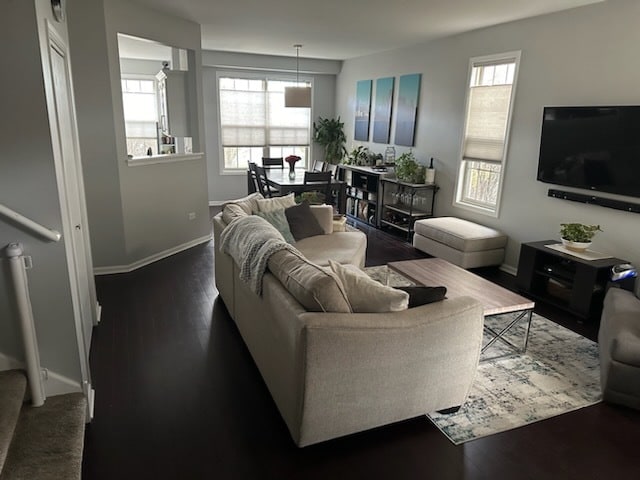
xmin=413 ymin=217 xmax=507 ymax=268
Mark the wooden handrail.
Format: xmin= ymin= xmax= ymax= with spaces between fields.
xmin=0 ymin=203 xmax=61 ymax=242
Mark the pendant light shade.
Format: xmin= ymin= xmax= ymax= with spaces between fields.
xmin=285 ymin=44 xmax=311 ymax=108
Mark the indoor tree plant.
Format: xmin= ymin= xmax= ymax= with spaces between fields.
xmin=560 ymin=223 xmax=602 ymax=252
xmin=313 ymin=117 xmax=347 ymax=165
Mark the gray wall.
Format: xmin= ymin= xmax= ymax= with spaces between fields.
xmin=68 ymin=0 xmax=210 ymax=269
xmin=336 ymin=0 xmax=640 ymax=273
xmin=0 ymin=0 xmax=82 ymax=382
xmin=202 ymin=51 xmax=341 ymax=202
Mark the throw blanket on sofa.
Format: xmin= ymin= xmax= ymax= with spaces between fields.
xmin=219 ymin=215 xmax=301 ymax=295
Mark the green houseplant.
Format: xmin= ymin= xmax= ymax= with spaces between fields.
xmin=313 ymin=117 xmax=347 ymax=165
xmin=560 ymin=223 xmax=602 ymax=251
xmin=394 ymin=151 xmax=425 ymax=184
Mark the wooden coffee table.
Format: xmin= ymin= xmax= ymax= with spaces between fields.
xmin=387 ymin=258 xmax=535 ymax=359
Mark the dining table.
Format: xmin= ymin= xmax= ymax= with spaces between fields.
xmin=247 ymin=168 xmax=347 ymax=214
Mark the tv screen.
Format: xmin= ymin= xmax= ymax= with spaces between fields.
xmin=537 ymin=106 xmax=640 ymax=198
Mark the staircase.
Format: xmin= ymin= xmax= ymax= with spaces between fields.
xmin=0 ymin=370 xmax=86 ymax=480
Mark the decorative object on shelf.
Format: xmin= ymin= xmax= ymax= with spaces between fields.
xmin=395 ymin=73 xmax=422 ymax=146
xmin=384 ymin=146 xmax=396 ymax=165
xmin=313 ymin=117 xmax=347 ymax=165
xmin=372 ymin=77 xmax=395 ymax=143
xmin=560 ymin=223 xmax=603 ymax=252
xmin=425 ymin=157 xmax=436 ymax=184
xmin=395 ymin=150 xmax=426 ymax=184
xmin=285 ymin=155 xmax=301 ymax=179
xmin=354 ymin=80 xmax=372 ymax=141
xmin=284 ymin=45 xmax=311 ymax=108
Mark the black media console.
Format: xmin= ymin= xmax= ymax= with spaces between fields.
xmin=516 ymin=240 xmax=627 ymax=320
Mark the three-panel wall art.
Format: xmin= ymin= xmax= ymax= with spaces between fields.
xmin=353 ymin=73 xmax=421 ymax=147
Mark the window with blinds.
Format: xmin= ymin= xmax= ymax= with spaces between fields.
xmin=121 ymin=77 xmax=158 ymax=156
xmin=218 ymin=76 xmax=311 ymax=170
xmin=455 ymin=52 xmax=520 ymax=216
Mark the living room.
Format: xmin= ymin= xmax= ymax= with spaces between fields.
xmin=2 ymin=0 xmax=640 ymax=478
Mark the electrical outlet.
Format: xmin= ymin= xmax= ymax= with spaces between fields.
xmin=188 ymin=212 xmax=196 ymax=220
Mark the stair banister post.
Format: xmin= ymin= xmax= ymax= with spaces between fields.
xmin=6 ymin=242 xmax=46 ymax=407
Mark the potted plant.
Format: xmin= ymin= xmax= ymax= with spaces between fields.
xmin=394 ymin=151 xmax=425 ymax=184
xmin=560 ymin=223 xmax=602 ymax=252
xmin=313 ymin=117 xmax=347 ymax=165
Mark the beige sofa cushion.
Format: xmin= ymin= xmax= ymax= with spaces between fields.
xmin=268 ymin=250 xmax=352 ymax=313
xmin=296 ymin=232 xmax=367 ymax=267
xmin=222 ymin=192 xmax=264 ymax=224
xmin=257 ymin=193 xmax=296 ymax=212
xmin=328 ymin=260 xmax=409 ymax=313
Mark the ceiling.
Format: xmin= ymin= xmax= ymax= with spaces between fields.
xmin=131 ymin=0 xmax=604 ymax=60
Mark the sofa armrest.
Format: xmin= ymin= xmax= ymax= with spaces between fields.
xmin=295 ymin=296 xmax=484 ymax=446
xmin=309 ymin=205 xmax=334 ymax=234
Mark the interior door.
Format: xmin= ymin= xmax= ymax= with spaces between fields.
xmin=42 ymin=22 xmax=95 ymax=406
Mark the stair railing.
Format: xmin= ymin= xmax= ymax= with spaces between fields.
xmin=2 ymin=202 xmax=62 ymax=407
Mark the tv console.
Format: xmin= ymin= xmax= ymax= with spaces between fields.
xmin=516 ymin=240 xmax=627 ymax=320
xmin=548 ymin=189 xmax=640 ymax=214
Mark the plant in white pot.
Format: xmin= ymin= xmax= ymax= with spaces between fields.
xmin=560 ymin=223 xmax=602 ymax=252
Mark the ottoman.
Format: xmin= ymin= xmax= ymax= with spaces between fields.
xmin=413 ymin=217 xmax=507 ymax=268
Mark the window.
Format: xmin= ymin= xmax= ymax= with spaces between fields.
xmin=218 ymin=75 xmax=311 ymax=172
xmin=455 ymin=52 xmax=520 ymax=216
xmin=121 ymin=77 xmax=158 ymax=156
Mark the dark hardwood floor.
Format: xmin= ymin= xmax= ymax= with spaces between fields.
xmin=82 ymin=215 xmax=640 ymax=479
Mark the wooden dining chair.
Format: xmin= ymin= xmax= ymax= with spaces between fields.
xmin=249 ymin=162 xmax=279 ymax=198
xmin=262 ymin=157 xmax=284 ymax=169
xmin=303 ymin=171 xmax=332 ymax=205
xmin=311 ymin=160 xmax=326 ymax=172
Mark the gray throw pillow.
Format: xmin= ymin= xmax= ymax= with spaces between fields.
xmin=255 ymin=210 xmax=295 ymax=244
xmin=285 ymin=200 xmax=325 ymax=241
xmin=394 ymin=286 xmax=447 ymax=308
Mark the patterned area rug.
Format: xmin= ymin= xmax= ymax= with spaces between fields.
xmin=364 ymin=265 xmax=602 ymax=445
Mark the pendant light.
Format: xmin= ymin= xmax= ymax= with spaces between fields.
xmin=284 ymin=44 xmax=312 ymax=108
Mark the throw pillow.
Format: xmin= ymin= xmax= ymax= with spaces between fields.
xmin=285 ymin=200 xmax=325 ymax=241
xmin=328 ymin=260 xmax=409 ymax=313
xmin=394 ymin=286 xmax=447 ymax=308
xmin=268 ymin=251 xmax=352 ymax=313
xmin=256 ymin=193 xmax=296 ymax=213
xmin=255 ymin=210 xmax=295 ymax=244
xmin=221 ymin=192 xmax=264 ymax=224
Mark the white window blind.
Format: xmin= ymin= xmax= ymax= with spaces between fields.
xmin=463 ymin=84 xmax=512 ymax=162
xmin=121 ymin=78 xmax=158 ymax=138
xmin=220 ymin=77 xmax=310 ymax=148
xmin=462 ymin=61 xmax=516 ymax=164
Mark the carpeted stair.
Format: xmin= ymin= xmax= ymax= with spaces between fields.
xmin=0 ymin=370 xmax=86 ymax=480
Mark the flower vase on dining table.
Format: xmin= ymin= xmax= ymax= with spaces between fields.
xmin=285 ymin=155 xmax=301 ymax=180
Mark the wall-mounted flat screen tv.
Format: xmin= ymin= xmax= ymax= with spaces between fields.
xmin=537 ymin=105 xmax=640 ymax=198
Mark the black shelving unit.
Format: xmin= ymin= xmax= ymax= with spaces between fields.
xmin=516 ymin=240 xmax=626 ymax=320
xmin=338 ymin=166 xmax=386 ymax=227
xmin=380 ymin=179 xmax=438 ymax=240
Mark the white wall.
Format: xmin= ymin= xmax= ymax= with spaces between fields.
xmin=0 ymin=0 xmax=84 ymax=385
xmin=68 ymin=0 xmax=210 ymax=270
xmin=336 ymin=0 xmax=640 ymax=273
xmin=202 ymin=51 xmax=341 ymax=202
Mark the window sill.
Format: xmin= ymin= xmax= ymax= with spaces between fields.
xmin=453 ymin=199 xmax=499 ymax=218
xmin=127 ymin=152 xmax=204 ymax=167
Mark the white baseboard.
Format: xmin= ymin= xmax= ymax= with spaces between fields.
xmin=209 ymin=200 xmax=226 ymax=206
xmin=500 ymin=263 xmax=517 ymax=276
xmin=0 ymin=353 xmax=82 ymax=397
xmin=0 ymin=351 xmax=24 ymax=370
xmin=43 ymin=369 xmax=82 ymax=396
xmin=94 ymin=234 xmax=212 ymax=275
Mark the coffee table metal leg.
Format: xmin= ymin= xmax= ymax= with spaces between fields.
xmin=481 ymin=309 xmax=533 ymax=360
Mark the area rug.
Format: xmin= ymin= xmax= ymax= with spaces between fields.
xmin=364 ymin=265 xmax=602 ymax=445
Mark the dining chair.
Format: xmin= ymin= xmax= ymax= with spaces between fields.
xmin=249 ymin=162 xmax=279 ymax=198
xmin=311 ymin=160 xmax=326 ymax=172
xmin=303 ymin=171 xmax=332 ymax=205
xmin=262 ymin=157 xmax=284 ymax=169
